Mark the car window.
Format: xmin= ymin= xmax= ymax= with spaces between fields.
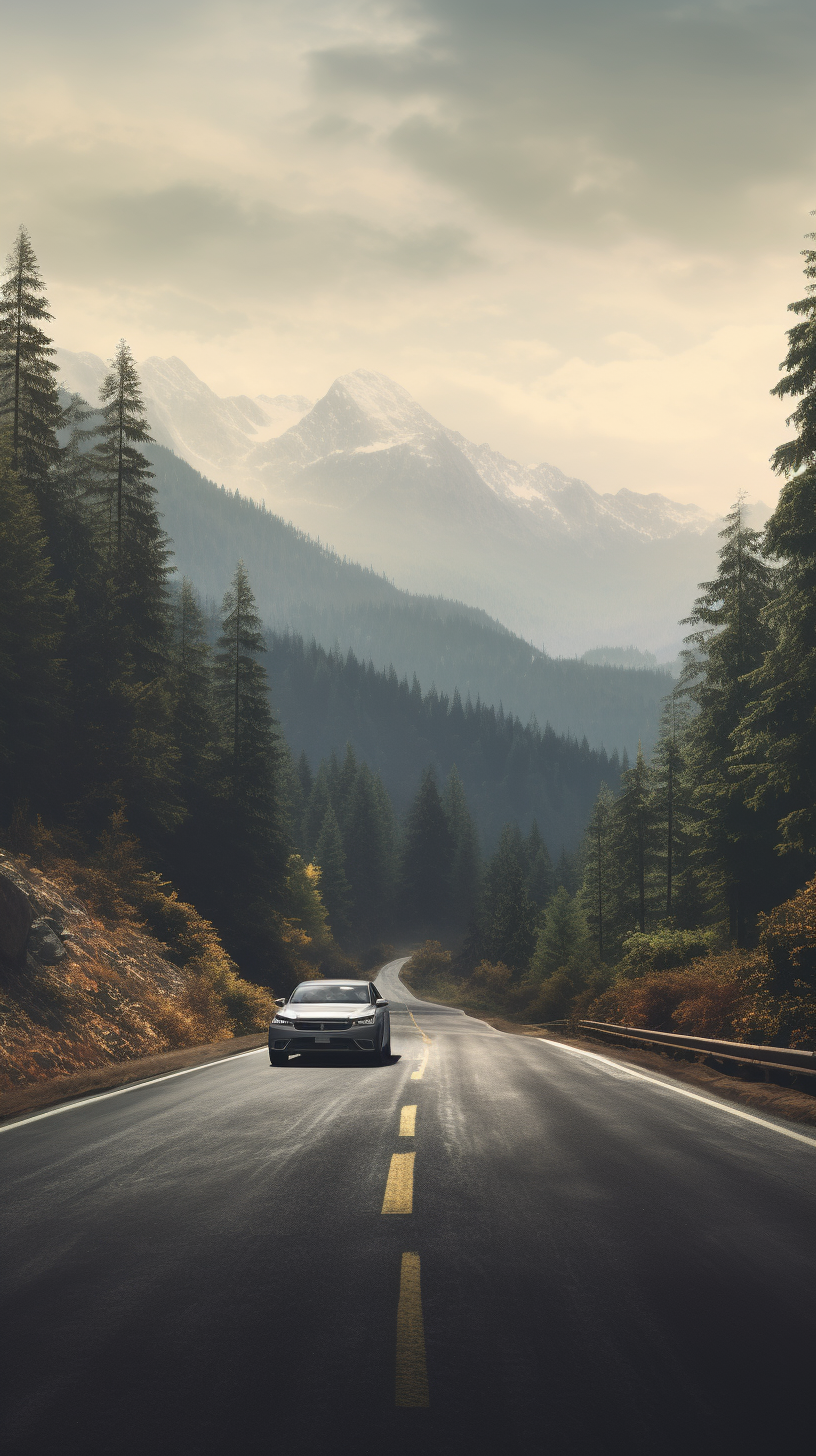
xmin=289 ymin=983 xmax=371 ymax=1004
xmin=369 ymin=985 xmax=379 ymax=1002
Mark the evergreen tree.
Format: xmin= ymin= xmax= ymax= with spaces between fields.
xmin=528 ymin=886 xmax=589 ymax=981
xmin=211 ymin=561 xmax=287 ymax=966
xmin=0 ymin=438 xmax=64 ymax=814
xmin=650 ymin=689 xmax=705 ymax=927
xmin=170 ymin=578 xmax=215 ymax=804
xmin=555 ymin=848 xmax=580 ymax=896
xmin=581 ymin=783 xmax=615 ymax=960
xmin=400 ymin=767 xmax=455 ymax=928
xmin=315 ymin=805 xmax=352 ymax=938
xmin=735 ymin=221 xmax=816 ymax=872
xmin=443 ymin=765 xmax=482 ymax=926
xmin=466 ymin=823 xmax=539 ymax=973
xmin=525 ymin=820 xmax=555 ymax=909
xmin=87 ymin=341 xmax=171 ymax=676
xmin=302 ymin=762 xmax=333 ymax=859
xmin=682 ymin=498 xmax=778 ymax=939
xmin=344 ymin=763 xmax=395 ymax=937
xmin=611 ymin=744 xmax=655 ymax=936
xmin=0 ymin=227 xmax=63 ymax=508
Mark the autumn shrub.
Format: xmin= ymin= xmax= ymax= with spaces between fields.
xmin=407 ymin=941 xmax=453 ymax=988
xmin=588 ymin=955 xmax=749 ymax=1036
xmin=616 ymin=926 xmax=721 ymax=979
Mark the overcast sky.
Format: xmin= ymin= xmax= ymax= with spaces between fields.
xmin=1 ymin=0 xmax=814 ymax=510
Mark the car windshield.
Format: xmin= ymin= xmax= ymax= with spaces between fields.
xmin=289 ymin=983 xmax=371 ymax=1004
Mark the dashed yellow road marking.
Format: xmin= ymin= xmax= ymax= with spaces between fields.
xmin=411 ymin=1048 xmax=429 ymax=1081
xmin=399 ymin=1105 xmax=417 ymax=1137
xmin=396 ymin=1253 xmax=429 ymax=1407
xmin=382 ymin=1152 xmax=415 ymax=1214
xmin=407 ymin=1009 xmax=432 ymax=1043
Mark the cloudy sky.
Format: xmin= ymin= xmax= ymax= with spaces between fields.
xmin=1 ymin=0 xmax=814 ymax=510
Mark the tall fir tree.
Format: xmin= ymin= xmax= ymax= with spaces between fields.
xmin=0 ymin=227 xmax=63 ymax=511
xmin=0 ymin=437 xmax=64 ymax=815
xmin=343 ymin=763 xmax=395 ymax=938
xmin=581 ymin=783 xmax=615 ymax=960
xmin=466 ymin=823 xmax=539 ymax=973
xmin=611 ymin=744 xmax=655 ymax=936
xmin=170 ymin=579 xmax=216 ymax=805
xmin=87 ymin=340 xmax=171 ymax=677
xmin=524 ymin=820 xmax=555 ymax=910
xmin=735 ymin=221 xmax=816 ymax=876
xmin=682 ymin=498 xmax=779 ymax=940
xmin=400 ymin=767 xmax=455 ymax=929
xmin=314 ymin=804 xmax=352 ymax=939
xmin=212 ymin=561 xmax=287 ymax=967
xmin=650 ymin=689 xmax=705 ymax=926
xmin=443 ymin=765 xmax=482 ymax=927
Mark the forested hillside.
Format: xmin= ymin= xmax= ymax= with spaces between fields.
xmin=265 ymin=634 xmax=620 ymax=852
xmin=146 ymin=442 xmax=671 ymax=755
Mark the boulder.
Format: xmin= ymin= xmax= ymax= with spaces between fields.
xmin=28 ymin=920 xmax=67 ymax=965
xmin=0 ymin=873 xmax=34 ymax=963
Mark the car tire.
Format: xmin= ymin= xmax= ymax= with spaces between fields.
xmin=269 ymin=1051 xmax=289 ymax=1066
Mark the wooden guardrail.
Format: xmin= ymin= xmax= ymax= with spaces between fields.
xmin=575 ymin=1020 xmax=816 ymax=1079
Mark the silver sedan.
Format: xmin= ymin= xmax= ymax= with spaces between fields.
xmin=268 ymin=980 xmax=391 ymax=1066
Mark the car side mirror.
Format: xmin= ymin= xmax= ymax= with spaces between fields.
xmin=275 ymin=997 xmax=287 ymax=1006
xmin=376 ymin=998 xmax=388 ymax=1007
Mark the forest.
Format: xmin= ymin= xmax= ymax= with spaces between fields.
xmin=407 ymin=225 xmax=816 ymax=1052
xmin=2 ymin=221 xmax=816 ymax=1053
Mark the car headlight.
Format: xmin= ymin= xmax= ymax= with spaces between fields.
xmin=354 ymin=1014 xmax=375 ymax=1025
xmin=273 ymin=1015 xmax=293 ymax=1025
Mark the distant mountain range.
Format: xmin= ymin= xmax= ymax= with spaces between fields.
xmin=56 ymin=349 xmax=750 ymax=658
xmin=142 ymin=444 xmax=673 ymax=758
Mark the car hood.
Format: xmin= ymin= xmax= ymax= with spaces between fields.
xmin=277 ymin=1007 xmax=374 ymax=1020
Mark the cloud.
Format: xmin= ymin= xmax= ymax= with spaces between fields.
xmin=311 ymin=0 xmax=816 ymax=245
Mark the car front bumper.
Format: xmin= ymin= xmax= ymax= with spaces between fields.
xmin=268 ymin=1025 xmax=378 ymax=1053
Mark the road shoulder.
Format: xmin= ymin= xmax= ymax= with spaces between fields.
xmin=0 ymin=1033 xmax=268 ymax=1124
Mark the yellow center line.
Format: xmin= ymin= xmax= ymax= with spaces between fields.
xmin=399 ymin=1105 xmax=417 ymax=1137
xmin=396 ymin=1253 xmax=430 ymax=1407
xmin=411 ymin=1048 xmax=429 ymax=1081
xmin=381 ymin=1152 xmax=415 ymax=1214
xmin=407 ymin=1009 xmax=432 ymax=1043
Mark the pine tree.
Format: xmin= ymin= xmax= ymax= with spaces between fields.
xmin=0 ymin=438 xmax=64 ymax=814
xmin=170 ymin=578 xmax=215 ymax=802
xmin=735 ymin=221 xmax=816 ymax=873
xmin=211 ymin=561 xmax=287 ymax=964
xmin=611 ymin=744 xmax=655 ymax=936
xmin=400 ymin=767 xmax=455 ymax=929
xmin=302 ymin=763 xmax=333 ymax=859
xmin=443 ymin=765 xmax=481 ymax=927
xmin=315 ymin=805 xmax=352 ymax=938
xmin=525 ymin=820 xmax=555 ymax=909
xmin=343 ymin=764 xmax=394 ymax=937
xmin=528 ymin=886 xmax=589 ymax=981
xmin=0 ymin=227 xmax=63 ymax=508
xmin=467 ymin=823 xmax=539 ymax=973
xmin=682 ymin=499 xmax=778 ymax=939
xmin=581 ymin=783 xmax=615 ymax=960
xmin=650 ymin=689 xmax=705 ymax=927
xmin=87 ymin=341 xmax=171 ymax=676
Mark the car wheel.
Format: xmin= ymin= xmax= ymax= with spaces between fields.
xmin=269 ymin=1051 xmax=289 ymax=1066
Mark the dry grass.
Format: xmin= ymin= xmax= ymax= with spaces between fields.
xmin=0 ymin=850 xmax=274 ymax=1090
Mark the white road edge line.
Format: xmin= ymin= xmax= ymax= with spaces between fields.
xmin=0 ymin=1047 xmax=269 ymax=1134
xmin=538 ymin=1038 xmax=816 ymax=1147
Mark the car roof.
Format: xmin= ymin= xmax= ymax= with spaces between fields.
xmin=295 ymin=978 xmax=370 ymax=985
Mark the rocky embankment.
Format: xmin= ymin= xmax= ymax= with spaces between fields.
xmin=0 ymin=852 xmax=225 ymax=1090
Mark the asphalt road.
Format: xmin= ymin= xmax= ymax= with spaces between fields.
xmin=2 ymin=958 xmax=814 ymax=1456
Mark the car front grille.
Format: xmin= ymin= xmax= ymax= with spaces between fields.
xmin=294 ymin=1018 xmax=353 ymax=1030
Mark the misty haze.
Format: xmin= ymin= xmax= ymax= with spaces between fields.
xmin=1 ymin=3 xmax=815 ymax=1454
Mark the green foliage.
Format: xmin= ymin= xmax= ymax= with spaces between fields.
xmin=610 ymin=744 xmax=655 ymax=937
xmin=314 ymin=805 xmax=352 ymax=939
xmin=0 ymin=438 xmax=65 ymax=811
xmin=465 ymin=824 xmax=539 ymax=973
xmin=528 ymin=886 xmax=589 ymax=981
xmin=0 ymin=226 xmax=63 ymax=503
xmin=400 ymin=767 xmax=455 ymax=930
xmin=616 ymin=926 xmax=720 ymax=980
xmin=443 ymin=765 xmax=482 ymax=927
